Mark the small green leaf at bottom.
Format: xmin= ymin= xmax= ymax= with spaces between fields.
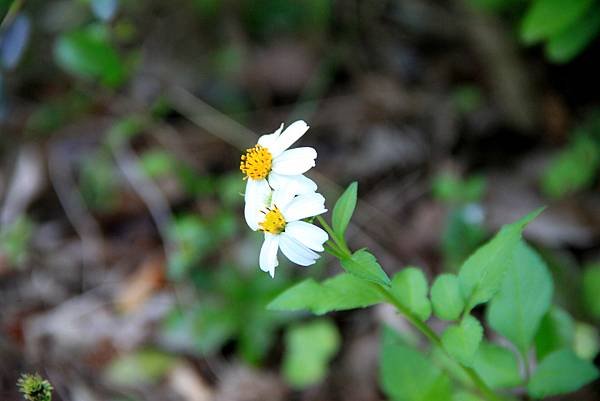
xmin=441 ymin=315 xmax=483 ymax=367
xmin=283 ymin=319 xmax=340 ymax=389
xmin=527 ymin=348 xmax=599 ymax=398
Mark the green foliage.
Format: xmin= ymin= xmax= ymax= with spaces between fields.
xmin=441 ymin=205 xmax=487 ymax=271
xmin=487 ymin=242 xmax=553 ymax=353
xmin=167 ymin=215 xmax=212 ymax=280
xmin=163 ymin=268 xmax=290 ymax=365
xmin=535 ymin=307 xmax=575 ymax=361
xmin=520 ymin=0 xmax=594 ymax=44
xmin=0 ymin=215 xmax=33 ymax=267
xmin=432 ymin=173 xmax=486 ymax=205
xmin=582 ymin=262 xmax=600 ymax=318
xmin=472 ymin=343 xmax=521 ymax=389
xmin=391 ymin=267 xmax=432 ymax=321
xmin=545 ymin=5 xmax=600 ymax=62
xmin=431 ymin=274 xmax=465 ymax=321
xmin=54 ymin=26 xmax=125 ymax=87
xmin=79 ymin=151 xmax=119 ymax=212
xmin=105 ymin=349 xmax=177 ymax=386
xmin=340 ymin=249 xmax=390 ymax=286
xmin=541 ymin=133 xmax=600 ymax=198
xmin=527 ymin=348 xmax=599 ymax=398
xmin=283 ymin=319 xmax=340 ymax=388
xmin=380 ymin=327 xmax=452 ymax=401
xmin=332 ymin=181 xmax=357 ymax=239
xmin=268 ymin=273 xmax=384 ymax=314
xmin=458 ymin=208 xmax=543 ymax=312
xmin=441 ymin=315 xmax=483 ymax=367
xmin=17 ymin=373 xmax=53 ymax=401
xmin=574 ymin=322 xmax=600 ymax=360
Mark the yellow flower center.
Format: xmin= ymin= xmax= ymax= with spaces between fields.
xmin=259 ymin=206 xmax=286 ymax=234
xmin=240 ymin=145 xmax=272 ymax=180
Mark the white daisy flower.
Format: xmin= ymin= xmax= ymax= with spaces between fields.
xmin=240 ymin=120 xmax=318 ymax=230
xmin=247 ymin=185 xmax=329 ymax=278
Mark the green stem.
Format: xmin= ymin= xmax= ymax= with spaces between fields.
xmin=316 ymin=215 xmax=351 ymax=257
xmin=324 ymin=241 xmax=345 ymax=259
xmin=375 ymin=284 xmax=503 ymax=401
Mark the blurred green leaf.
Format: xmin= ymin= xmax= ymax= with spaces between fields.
xmin=574 ymin=322 xmax=599 ymax=361
xmin=521 ymin=0 xmax=594 ymax=44
xmin=167 ymin=215 xmax=212 ymax=280
xmin=332 ymin=181 xmax=357 ymax=239
xmin=541 ymin=133 xmax=600 ymax=198
xmin=441 ymin=315 xmax=483 ymax=367
xmin=487 ymin=242 xmax=553 ymax=353
xmin=283 ymin=319 xmax=340 ymax=388
xmin=545 ymin=5 xmax=600 ymax=62
xmin=139 ymin=150 xmax=177 ymax=178
xmin=527 ymin=348 xmax=599 ymax=398
xmin=80 ymin=151 xmax=119 ymax=212
xmin=268 ymin=273 xmax=384 ymax=314
xmin=391 ymin=267 xmax=431 ymax=321
xmin=105 ymin=349 xmax=177 ymax=386
xmin=341 ymin=249 xmax=390 ymax=287
xmin=582 ymin=263 xmax=600 ymax=318
xmin=432 ymin=173 xmax=486 ymax=204
xmin=380 ymin=327 xmax=452 ymax=401
xmin=451 ymin=85 xmax=483 ymax=115
xmin=472 ymin=342 xmax=522 ymax=389
xmin=431 ymin=273 xmax=465 ymax=321
xmin=459 ymin=208 xmax=543 ymax=311
xmin=54 ymin=27 xmax=125 ymax=87
xmin=442 ymin=205 xmax=486 ymax=270
xmin=535 ymin=307 xmax=575 ymax=361
xmin=0 ymin=215 xmax=33 ymax=267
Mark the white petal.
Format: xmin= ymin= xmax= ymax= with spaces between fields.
xmin=279 ymin=233 xmax=319 ymax=266
xmin=269 ymin=120 xmax=310 ymax=157
xmin=271 ymin=147 xmax=317 ymax=175
xmin=258 ymin=123 xmax=284 ymax=150
xmin=268 ymin=172 xmax=317 ymax=194
xmin=271 ymin=185 xmax=297 ymax=211
xmin=285 ymin=221 xmax=328 ymax=252
xmin=244 ymin=179 xmax=271 ymax=230
xmin=259 ymin=233 xmax=280 ymax=278
xmin=282 ymin=192 xmax=327 ymax=222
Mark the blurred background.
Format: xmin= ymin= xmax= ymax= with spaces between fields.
xmin=1 ymin=0 xmax=599 ymax=400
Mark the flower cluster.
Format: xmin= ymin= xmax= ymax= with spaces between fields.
xmin=17 ymin=373 xmax=53 ymax=401
xmin=241 ymin=121 xmax=328 ymax=277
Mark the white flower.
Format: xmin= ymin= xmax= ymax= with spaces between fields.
xmin=241 ymin=120 xmax=318 ymax=230
xmin=247 ymin=185 xmax=329 ymax=278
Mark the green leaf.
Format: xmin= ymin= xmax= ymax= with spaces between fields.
xmin=472 ymin=342 xmax=522 ymax=389
xmin=574 ymin=322 xmax=600 ymax=361
xmin=283 ymin=319 xmax=340 ymax=389
xmin=458 ymin=208 xmax=544 ymax=311
xmin=541 ymin=133 xmax=600 ymax=198
xmin=521 ymin=0 xmax=594 ymax=44
xmin=441 ymin=205 xmax=487 ymax=270
xmin=341 ymin=249 xmax=391 ymax=287
xmin=546 ymin=5 xmax=600 ymax=62
xmin=54 ymin=27 xmax=125 ymax=87
xmin=431 ymin=274 xmax=465 ymax=321
xmin=267 ymin=273 xmax=384 ymax=315
xmin=535 ymin=307 xmax=575 ymax=361
xmin=105 ymin=349 xmax=177 ymax=386
xmin=332 ymin=181 xmax=357 ymax=238
xmin=432 ymin=173 xmax=486 ymax=204
xmin=380 ymin=327 xmax=452 ymax=401
xmin=527 ymin=348 xmax=599 ymax=398
xmin=391 ymin=267 xmax=431 ymax=321
xmin=487 ymin=242 xmax=553 ymax=353
xmin=441 ymin=315 xmax=483 ymax=367
xmin=583 ymin=263 xmax=600 ymax=319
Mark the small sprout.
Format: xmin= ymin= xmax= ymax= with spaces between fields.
xmin=17 ymin=373 xmax=53 ymax=401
